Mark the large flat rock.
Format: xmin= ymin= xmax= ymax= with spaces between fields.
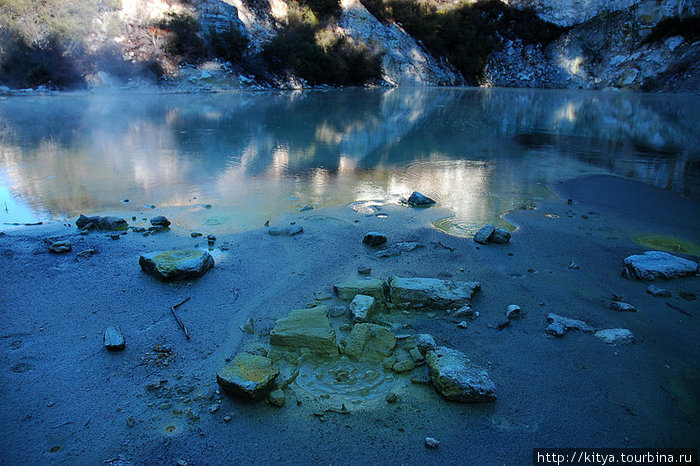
xmin=388 ymin=277 xmax=480 ymax=310
xmin=622 ymin=251 xmax=698 ymax=281
xmin=270 ymin=305 xmax=337 ymax=355
xmin=216 ymin=353 xmax=279 ymax=400
xmin=425 ymin=346 xmax=496 ymax=403
xmin=139 ymin=249 xmax=214 ymax=281
xmin=334 ymin=278 xmax=386 ymax=307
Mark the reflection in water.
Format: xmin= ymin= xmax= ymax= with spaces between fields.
xmin=0 ymin=88 xmax=698 ymax=233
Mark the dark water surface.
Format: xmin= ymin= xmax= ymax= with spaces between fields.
xmin=1 ymin=87 xmax=698 ymax=234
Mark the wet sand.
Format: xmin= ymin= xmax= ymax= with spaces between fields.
xmin=0 ymin=174 xmax=698 ymax=465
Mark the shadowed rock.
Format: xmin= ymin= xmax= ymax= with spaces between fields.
xmin=388 ymin=277 xmax=480 ymax=310
xmin=426 ymin=346 xmax=496 ymax=402
xmin=622 ymin=251 xmax=698 ymax=280
xmin=546 ymin=313 xmax=594 ymax=337
xmin=216 ymin=354 xmax=279 ymax=400
xmin=473 ymin=224 xmax=495 ymax=244
xmin=76 ymin=214 xmax=128 ymax=231
xmin=334 ymin=278 xmax=387 ymax=307
xmin=48 ymin=240 xmax=71 ymax=254
xmin=139 ymin=249 xmax=214 ymax=281
xmin=104 ymin=326 xmax=125 ymax=351
xmin=363 ymin=231 xmax=387 ymax=247
xmin=349 ymin=294 xmax=376 ymax=322
xmin=150 ymin=216 xmax=171 ymax=227
xmin=407 ymin=191 xmax=436 ymax=207
xmin=342 ymin=323 xmax=396 ymax=362
xmin=270 ymin=305 xmax=337 ymax=355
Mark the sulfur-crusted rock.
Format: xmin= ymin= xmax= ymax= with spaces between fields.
xmin=139 ymin=249 xmax=214 ymax=281
xmin=349 ymin=294 xmax=376 ymax=323
xmin=334 ymin=278 xmax=386 ymax=307
xmin=426 ymin=347 xmax=496 ymax=402
xmin=388 ymin=277 xmax=480 ymax=310
xmin=342 ymin=323 xmax=396 ymax=363
xmin=595 ymin=328 xmax=634 ymax=345
xmin=216 ymin=353 xmax=279 ymax=400
xmin=269 ymin=306 xmax=337 ymax=355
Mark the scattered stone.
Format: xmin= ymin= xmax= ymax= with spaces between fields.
xmin=594 ymin=328 xmax=634 ymax=345
xmin=104 ymin=326 xmax=125 ymax=351
xmin=329 ymin=306 xmax=346 ymax=318
xmin=98 ymin=216 xmax=128 ymax=231
xmin=679 ymin=292 xmax=696 ymax=301
xmin=424 ymin=437 xmax=440 ymax=449
xmin=409 ymin=347 xmax=424 ymax=362
xmin=269 ymin=225 xmax=304 ymax=236
xmin=546 ymin=313 xmax=594 ymax=337
xmin=209 ymin=404 xmax=219 ymax=414
xmin=240 ymin=317 xmax=255 ymax=334
xmin=75 ymin=214 xmax=100 ymax=230
xmin=646 ymin=284 xmax=671 ymax=298
xmin=216 ymin=353 xmax=279 ymax=400
xmin=426 ymin=346 xmax=496 ymax=402
xmin=473 ymin=224 xmax=495 ymax=244
xmin=342 ymin=323 xmax=396 ymax=363
xmin=334 ymin=278 xmax=386 ymax=306
xmin=392 ymin=359 xmax=414 ymax=373
xmin=609 ymin=302 xmax=637 ymax=312
xmin=374 ymin=242 xmax=425 ymax=258
xmin=385 ymin=392 xmax=399 ymax=404
xmin=388 ymin=277 xmax=480 ymax=310
xmin=126 ymin=417 xmax=135 ymax=428
xmin=139 ymin=249 xmax=215 ymax=281
xmin=150 ymin=216 xmax=170 ymax=227
xmin=568 ymin=260 xmax=580 ymax=270
xmin=207 ymin=235 xmax=216 ymax=246
xmin=363 ymin=232 xmax=387 ymax=247
xmin=270 ymin=306 xmax=337 ymax=355
xmin=148 ymin=225 xmax=167 ymax=233
xmin=109 ymin=233 xmax=121 ymax=240
xmin=268 ymin=389 xmax=286 ymax=407
xmin=191 ymin=232 xmax=202 ymax=238
xmin=622 ymin=251 xmax=698 ymax=281
xmin=132 ymin=227 xmax=146 ymax=233
xmin=223 ymin=415 xmax=232 ymax=423
xmin=357 ymin=266 xmax=372 ymax=275
xmin=339 ymin=323 xmax=353 ymax=332
xmin=407 ymin=192 xmax=436 ymax=207
xmin=506 ymin=304 xmax=521 ymax=319
xmin=457 ymin=321 xmax=469 ymax=329
xmin=401 ymin=334 xmax=437 ymax=354
xmin=145 ymin=378 xmax=161 ymax=391
xmin=490 ymin=228 xmax=511 ymax=244
xmin=299 ymin=205 xmax=314 ymax=212
xmin=349 ymin=294 xmax=376 ymax=323
xmin=48 ymin=240 xmax=71 ymax=254
xmin=452 ymin=305 xmax=474 ymax=319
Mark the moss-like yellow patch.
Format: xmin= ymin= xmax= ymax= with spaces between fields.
xmin=153 ymin=250 xmax=202 ymax=273
xmin=633 ymin=234 xmax=700 ymax=257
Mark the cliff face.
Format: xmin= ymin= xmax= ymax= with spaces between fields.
xmin=486 ymin=0 xmax=700 ymax=91
xmin=0 ymin=0 xmax=697 ymax=91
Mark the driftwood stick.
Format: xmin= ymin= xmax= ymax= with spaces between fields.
xmin=171 ymin=297 xmax=191 ymax=340
xmin=431 ymin=241 xmax=455 ymax=252
xmin=666 ymin=302 xmax=691 ymax=318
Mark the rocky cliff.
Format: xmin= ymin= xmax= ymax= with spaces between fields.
xmin=0 ymin=0 xmax=697 ymax=91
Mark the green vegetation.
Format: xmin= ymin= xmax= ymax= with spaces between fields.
xmin=262 ymin=3 xmax=384 ymax=85
xmin=209 ymin=24 xmax=251 ymax=64
xmin=156 ymin=11 xmax=207 ymax=61
xmin=360 ymin=0 xmax=565 ymax=84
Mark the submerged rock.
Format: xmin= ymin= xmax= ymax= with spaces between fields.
xmin=349 ymin=294 xmax=376 ymax=323
xmin=473 ymin=224 xmax=495 ymax=244
xmin=76 ymin=214 xmax=128 ymax=231
xmin=646 ymin=284 xmax=671 ymax=298
xmin=546 ymin=313 xmax=594 ymax=337
xmin=426 ymin=346 xmax=496 ymax=402
xmin=362 ymin=232 xmax=387 ymax=247
xmin=104 ymin=326 xmax=125 ymax=351
xmin=48 ymin=240 xmax=71 ymax=254
xmin=76 ymin=214 xmax=100 ymax=230
xmin=622 ymin=251 xmax=698 ymax=281
xmin=216 ymin=354 xmax=279 ymax=400
xmin=609 ymin=301 xmax=637 ymax=312
xmin=388 ymin=277 xmax=480 ymax=310
xmin=342 ymin=323 xmax=396 ymax=362
xmin=594 ymin=328 xmax=634 ymax=345
xmin=334 ymin=278 xmax=386 ymax=306
xmin=407 ymin=191 xmax=436 ymax=207
xmin=139 ymin=249 xmax=214 ymax=281
xmin=269 ymin=306 xmax=337 ymax=355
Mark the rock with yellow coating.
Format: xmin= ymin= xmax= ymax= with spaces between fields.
xmin=139 ymin=249 xmax=214 ymax=281
xmin=270 ymin=306 xmax=338 ymax=355
xmin=341 ymin=323 xmax=396 ymax=363
xmin=426 ymin=346 xmax=496 ymax=403
xmin=334 ymin=278 xmax=386 ymax=308
xmin=216 ymin=353 xmax=279 ymax=400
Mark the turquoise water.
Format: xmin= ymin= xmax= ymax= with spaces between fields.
xmin=1 ymin=87 xmax=698 ymax=234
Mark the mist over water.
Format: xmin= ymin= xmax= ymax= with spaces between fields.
xmin=1 ymin=87 xmax=698 ymax=234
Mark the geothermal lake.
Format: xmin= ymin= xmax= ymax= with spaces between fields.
xmin=1 ymin=87 xmax=699 ymax=234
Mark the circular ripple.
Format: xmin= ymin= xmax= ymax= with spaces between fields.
xmin=295 ymin=358 xmax=395 ymax=402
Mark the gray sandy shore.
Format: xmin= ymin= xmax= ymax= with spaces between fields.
xmin=1 ymin=174 xmax=698 ymax=465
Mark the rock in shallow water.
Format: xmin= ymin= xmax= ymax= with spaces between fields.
xmin=388 ymin=277 xmax=480 ymax=310
xmin=139 ymin=249 xmax=214 ymax=281
xmin=622 ymin=251 xmax=698 ymax=281
xmin=473 ymin=224 xmax=495 ymax=244
xmin=426 ymin=346 xmax=496 ymax=402
xmin=150 ymin=216 xmax=171 ymax=227
xmin=269 ymin=306 xmax=337 ymax=355
xmin=407 ymin=191 xmax=436 ymax=207
xmin=216 ymin=354 xmax=279 ymax=400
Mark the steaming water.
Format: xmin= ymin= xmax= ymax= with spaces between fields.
xmin=1 ymin=88 xmax=698 ymax=235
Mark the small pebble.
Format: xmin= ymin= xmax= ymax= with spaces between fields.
xmin=457 ymin=321 xmax=468 ymax=328
xmin=126 ymin=417 xmax=135 ymax=428
xmin=425 ymin=437 xmax=440 ymax=449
